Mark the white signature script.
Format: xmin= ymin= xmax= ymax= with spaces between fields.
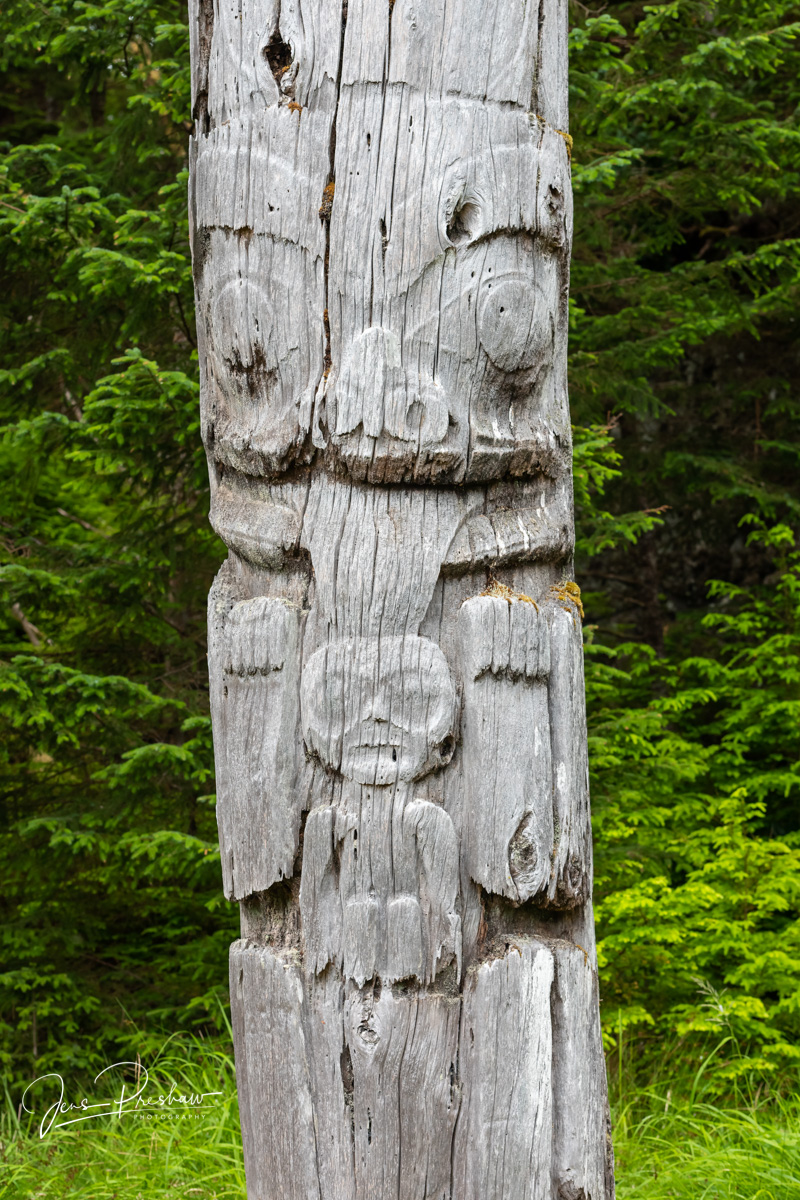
xmin=22 ymin=1062 xmax=224 ymax=1139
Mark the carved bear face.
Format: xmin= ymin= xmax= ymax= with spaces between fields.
xmin=323 ymin=96 xmax=572 ymax=484
xmin=193 ymin=8 xmax=573 ymax=486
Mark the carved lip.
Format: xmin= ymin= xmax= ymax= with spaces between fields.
xmin=347 ymin=717 xmax=412 ymax=747
xmin=352 ymin=724 xmax=410 ymax=744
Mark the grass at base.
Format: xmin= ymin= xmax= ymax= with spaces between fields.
xmin=0 ymin=1036 xmax=245 ymax=1199
xmin=3 ymin=1039 xmax=800 ymax=1199
xmin=613 ymin=1092 xmax=800 ymax=1199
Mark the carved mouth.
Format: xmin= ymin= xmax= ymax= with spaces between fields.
xmin=344 ymin=743 xmax=405 ymax=783
xmin=349 ymin=717 xmax=411 ymax=749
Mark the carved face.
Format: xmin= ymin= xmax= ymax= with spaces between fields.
xmin=194 ymin=3 xmax=572 ymax=488
xmin=302 ymin=636 xmax=456 ymax=785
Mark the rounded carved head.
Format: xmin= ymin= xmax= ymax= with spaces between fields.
xmin=301 ymin=635 xmax=457 ymax=786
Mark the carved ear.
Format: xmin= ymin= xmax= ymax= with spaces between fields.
xmin=300 ymin=643 xmax=346 ymax=773
xmin=411 ymin=639 xmax=459 ymax=780
xmin=429 ymin=672 xmax=462 ymax=773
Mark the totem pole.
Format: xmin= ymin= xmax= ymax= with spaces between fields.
xmin=189 ymin=1 xmax=615 ymax=1196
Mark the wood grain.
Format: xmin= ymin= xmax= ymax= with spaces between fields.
xmin=191 ymin=0 xmax=613 ymax=1193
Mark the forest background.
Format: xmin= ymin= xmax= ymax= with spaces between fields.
xmin=1 ymin=0 xmax=800 ymax=1170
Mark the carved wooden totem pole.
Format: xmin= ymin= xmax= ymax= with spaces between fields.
xmin=189 ymin=0 xmax=614 ymax=1196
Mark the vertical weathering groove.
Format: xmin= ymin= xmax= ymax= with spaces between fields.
xmin=189 ymin=0 xmax=214 ymax=134
xmin=190 ymin=0 xmax=614 ymax=1197
xmin=320 ymin=2 xmax=348 ymax=384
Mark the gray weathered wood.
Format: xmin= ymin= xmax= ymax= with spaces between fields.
xmin=230 ymin=940 xmax=321 ymax=1200
xmin=191 ymin=0 xmax=614 ymax=1194
xmin=551 ymin=941 xmax=616 ymax=1200
xmin=209 ymin=580 xmax=306 ymax=900
xmin=458 ymin=594 xmax=553 ymax=904
xmin=454 ymin=940 xmax=554 ymax=1200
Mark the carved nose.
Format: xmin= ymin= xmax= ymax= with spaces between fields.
xmin=477 ymin=277 xmax=549 ymax=373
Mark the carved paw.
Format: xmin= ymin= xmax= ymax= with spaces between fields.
xmin=209 ymin=587 xmax=304 ymax=901
xmin=457 ymin=592 xmax=551 ymax=682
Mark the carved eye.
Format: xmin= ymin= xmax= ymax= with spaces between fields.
xmin=477 ymin=276 xmax=550 ymax=373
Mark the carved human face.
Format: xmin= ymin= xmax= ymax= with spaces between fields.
xmin=302 ymin=636 xmax=456 ymax=786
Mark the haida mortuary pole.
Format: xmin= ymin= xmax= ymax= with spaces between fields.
xmin=189 ymin=1 xmax=615 ymax=1196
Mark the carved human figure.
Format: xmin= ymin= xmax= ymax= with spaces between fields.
xmin=299 ymin=634 xmax=461 ymax=986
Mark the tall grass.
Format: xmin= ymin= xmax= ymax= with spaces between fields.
xmin=3 ymin=1030 xmax=800 ymax=1198
xmin=611 ymin=1026 xmax=800 ymax=1199
xmin=614 ymin=1096 xmax=800 ymax=1199
xmin=0 ymin=1034 xmax=245 ymax=1199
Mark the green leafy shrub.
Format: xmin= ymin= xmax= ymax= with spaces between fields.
xmin=590 ymin=522 xmax=800 ymax=1077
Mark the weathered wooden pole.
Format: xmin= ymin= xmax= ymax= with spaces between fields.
xmin=189 ymin=1 xmax=614 ymax=1196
